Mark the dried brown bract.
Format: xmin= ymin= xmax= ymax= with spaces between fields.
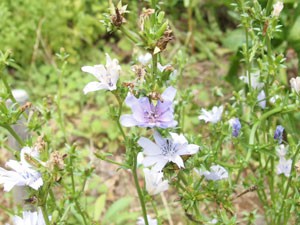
xmin=156 ymin=27 xmax=174 ymax=52
xmin=139 ymin=8 xmax=155 ymax=31
xmin=47 ymin=151 xmax=66 ymax=171
xmin=131 ymin=65 xmax=146 ymax=81
xmin=148 ymin=92 xmax=163 ymax=102
xmin=34 ymin=135 xmax=46 ymax=152
xmin=19 ymin=102 xmax=32 ymax=112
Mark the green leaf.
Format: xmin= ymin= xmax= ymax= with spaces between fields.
xmin=103 ymin=197 xmax=133 ymax=223
xmin=288 ymin=16 xmax=300 ymax=52
xmin=222 ymin=29 xmax=245 ymax=52
xmin=94 ymin=194 xmax=107 ymax=221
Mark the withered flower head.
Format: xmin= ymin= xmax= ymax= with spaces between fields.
xmin=156 ymin=27 xmax=174 ymax=52
xmin=295 ymin=161 xmax=300 ymax=173
xmin=111 ymin=3 xmax=128 ymax=27
xmin=47 ymin=151 xmax=66 ymax=171
xmin=34 ymin=135 xmax=46 ymax=152
xmin=131 ymin=65 xmax=146 ymax=81
xmin=148 ymin=91 xmax=163 ymax=102
xmin=139 ymin=8 xmax=155 ymax=31
xmin=19 ymin=102 xmax=32 ymax=112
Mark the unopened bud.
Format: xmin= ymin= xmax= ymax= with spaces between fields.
xmin=290 ymin=77 xmax=300 ymax=94
xmin=272 ymin=1 xmax=283 ymax=17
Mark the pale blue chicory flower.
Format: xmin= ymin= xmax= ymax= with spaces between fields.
xmin=196 ymin=165 xmax=228 ymax=181
xmin=138 ymin=131 xmax=199 ymax=171
xmin=229 ymin=118 xmax=241 ymax=137
xmin=277 ymin=158 xmax=292 ymax=177
xmin=120 ymin=87 xmax=177 ymax=128
xmin=12 ymin=208 xmax=48 ymax=225
xmin=257 ymin=90 xmax=266 ymax=109
xmin=0 ymin=147 xmax=43 ymax=192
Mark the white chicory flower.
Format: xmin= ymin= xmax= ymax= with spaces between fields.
xmin=12 ymin=208 xmax=48 ymax=225
xmin=276 ymin=144 xmax=287 ymax=159
xmin=136 ymin=215 xmax=157 ymax=225
xmin=138 ymin=131 xmax=200 ymax=171
xmin=81 ymin=53 xmax=121 ymax=94
xmin=198 ymin=106 xmax=223 ymax=124
xmin=270 ymin=95 xmax=280 ymax=104
xmin=272 ymin=1 xmax=284 ymax=17
xmin=138 ymin=53 xmax=152 ymax=66
xmin=0 ymin=147 xmax=43 ymax=192
xmin=196 ymin=165 xmax=228 ymax=181
xmin=240 ymin=71 xmax=264 ymax=89
xmin=290 ymin=77 xmax=300 ymax=94
xmin=143 ymin=168 xmax=169 ymax=195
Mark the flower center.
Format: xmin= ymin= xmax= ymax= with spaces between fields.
xmin=161 ymin=139 xmax=178 ymax=156
xmin=144 ymin=110 xmax=159 ymax=123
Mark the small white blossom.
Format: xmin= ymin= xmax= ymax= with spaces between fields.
xmin=257 ymin=90 xmax=266 ymax=109
xmin=82 ymin=53 xmax=121 ymax=94
xmin=138 ymin=131 xmax=199 ymax=171
xmin=240 ymin=71 xmax=264 ymax=89
xmin=276 ymin=144 xmax=287 ymax=159
xmin=136 ymin=215 xmax=157 ymax=225
xmin=277 ymin=158 xmax=292 ymax=177
xmin=138 ymin=53 xmax=152 ymax=66
xmin=143 ymin=168 xmax=169 ymax=195
xmin=209 ymin=219 xmax=218 ymax=224
xmin=198 ymin=106 xmax=223 ymax=124
xmin=290 ymin=77 xmax=300 ymax=94
xmin=196 ymin=165 xmax=228 ymax=181
xmin=137 ymin=152 xmax=144 ymax=167
xmin=12 ymin=208 xmax=48 ymax=225
xmin=272 ymin=1 xmax=284 ymax=17
xmin=0 ymin=147 xmax=43 ymax=192
xmin=270 ymin=95 xmax=280 ymax=104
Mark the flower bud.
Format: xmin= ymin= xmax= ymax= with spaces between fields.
xmin=272 ymin=1 xmax=284 ymax=17
xmin=290 ymin=77 xmax=300 ymax=94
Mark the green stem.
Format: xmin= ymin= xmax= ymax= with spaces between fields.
xmin=132 ymin=154 xmax=149 ymax=225
xmin=113 ymin=92 xmax=126 ymax=141
xmin=1 ymin=71 xmax=17 ymax=104
xmin=41 ymin=205 xmax=51 ymax=225
xmin=266 ymin=0 xmax=274 ymax=15
xmin=94 ymin=152 xmax=128 ymax=167
xmin=246 ymin=104 xmax=299 ymax=162
xmin=276 ymin=145 xmax=300 ymax=223
xmin=151 ymin=53 xmax=158 ymax=83
xmin=68 ymin=145 xmax=88 ymax=225
xmin=119 ymin=26 xmax=140 ymax=43
xmin=57 ymin=61 xmax=67 ymax=140
xmin=49 ymin=188 xmax=62 ymax=215
xmin=0 ymin=124 xmax=25 ymax=146
xmin=74 ymin=199 xmax=88 ymax=225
